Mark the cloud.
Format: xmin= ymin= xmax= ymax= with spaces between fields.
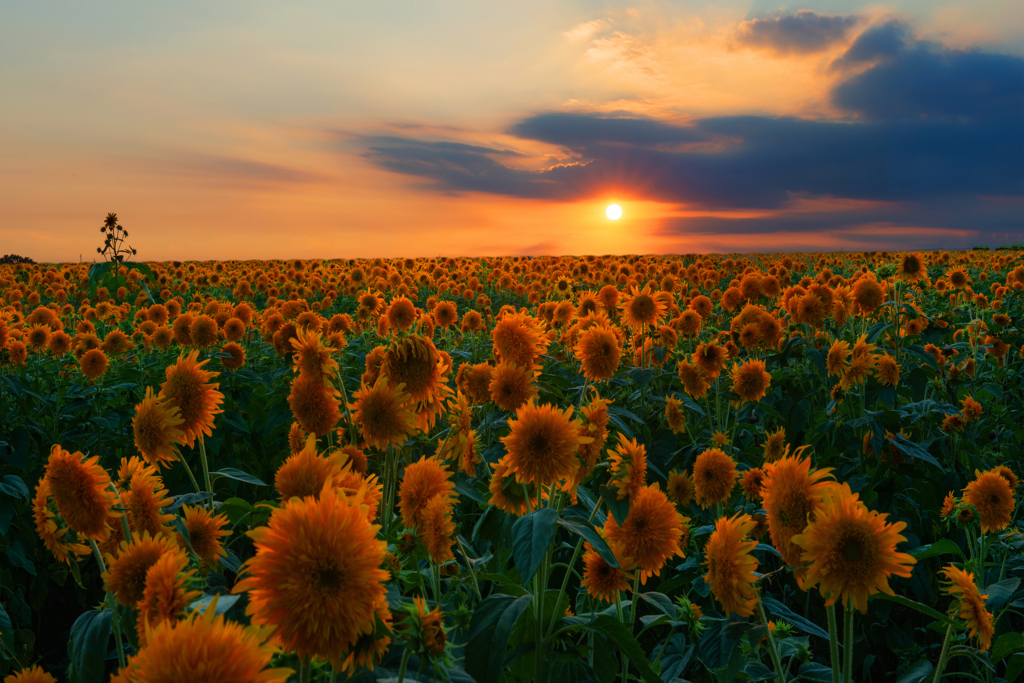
xmin=585 ymin=31 xmax=668 ymax=86
xmin=359 ymin=28 xmax=1024 ymax=244
xmin=734 ymin=10 xmax=860 ymax=55
xmin=563 ymin=19 xmax=608 ymax=42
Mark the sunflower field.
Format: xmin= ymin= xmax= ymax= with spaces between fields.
xmin=0 ymin=249 xmax=1022 ymax=683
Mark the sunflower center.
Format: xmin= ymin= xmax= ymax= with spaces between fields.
xmin=841 ymin=537 xmax=864 ymax=563
xmin=312 ymin=561 xmax=347 ymax=595
xmin=629 ymin=295 xmax=656 ymax=322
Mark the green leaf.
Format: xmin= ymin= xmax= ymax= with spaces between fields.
xmin=985 ymin=577 xmax=1021 ymax=611
xmin=874 ymin=593 xmax=959 ymax=629
xmin=189 ymin=593 xmax=241 ymax=616
xmin=797 ymin=661 xmax=836 ymax=682
xmin=465 ymin=593 xmax=532 ymax=683
xmin=583 ymin=614 xmax=663 ymax=683
xmin=0 ymin=600 xmax=15 ymax=661
xmin=6 ymin=540 xmax=36 ymax=576
xmin=557 ymin=513 xmax=619 ymax=569
xmin=1007 ymin=654 xmax=1024 ymax=683
xmin=165 ymin=491 xmax=213 ymax=512
xmin=86 ymin=261 xmax=112 ymax=301
xmin=0 ymin=474 xmax=29 ymax=501
xmin=887 ymin=434 xmax=944 ymax=471
xmin=68 ymin=609 xmax=112 ymax=683
xmin=699 ymin=618 xmax=743 ymax=670
xmin=217 ymin=497 xmax=253 ymax=525
xmin=745 ymin=660 xmax=775 ymax=681
xmin=994 ymin=633 xmax=1024 ymax=662
xmin=211 ymin=468 xmax=267 ymax=486
xmin=894 ymin=660 xmax=933 ymax=683
xmin=221 ymin=411 xmax=250 ymax=435
xmin=909 ymin=539 xmax=963 ymax=560
xmin=599 ymin=485 xmax=630 ymax=526
xmin=512 ymin=507 xmax=559 ymax=583
xmin=761 ymin=596 xmax=829 ymax=640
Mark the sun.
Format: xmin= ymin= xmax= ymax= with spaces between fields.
xmin=606 ymin=204 xmax=622 ymax=220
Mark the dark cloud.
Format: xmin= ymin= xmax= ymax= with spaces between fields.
xmin=734 ymin=10 xmax=860 ymax=55
xmin=359 ymin=29 xmax=1024 ymax=243
xmin=831 ymin=19 xmax=910 ymax=66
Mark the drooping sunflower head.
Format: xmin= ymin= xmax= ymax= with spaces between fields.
xmin=666 ymin=469 xmax=694 ymax=508
xmin=761 ymin=451 xmax=834 ymax=569
xmin=664 ymin=395 xmax=686 ymax=434
xmin=45 ymin=445 xmax=120 ymax=541
xmin=762 ymin=426 xmax=787 ymax=462
xmin=691 ymin=341 xmax=727 ymax=379
xmin=491 ymin=311 xmax=548 ymax=369
xmin=607 ymin=435 xmax=648 ymax=502
xmin=963 ymin=469 xmax=1015 ymax=534
xmin=290 ymin=327 xmax=339 ymax=385
xmin=703 ymin=512 xmax=759 ymax=618
xmin=133 ymin=387 xmax=185 ymax=469
xmin=287 ymin=374 xmax=341 ymax=436
xmin=103 ymin=532 xmax=179 ymax=607
xmin=381 ymin=334 xmax=443 ymax=404
xmin=574 ymin=325 xmax=621 ymax=381
xmin=350 ymin=375 xmax=419 ymax=450
xmin=398 ymin=456 xmax=455 ymax=530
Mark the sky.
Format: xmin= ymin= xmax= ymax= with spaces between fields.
xmin=1 ymin=0 xmax=1022 ymax=262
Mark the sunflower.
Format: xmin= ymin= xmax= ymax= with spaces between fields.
xmin=619 ymin=284 xmax=666 ymax=330
xmin=692 ymin=342 xmax=728 ymax=379
xmin=939 ymin=565 xmax=994 ymax=651
xmin=419 ymin=494 xmax=456 ymax=564
xmin=399 ymin=456 xmax=455 ymax=530
xmin=946 ymin=267 xmax=970 ymax=290
xmin=45 ymin=445 xmax=120 ymax=541
xmin=159 ymin=350 xmax=224 ymax=448
xmin=502 ymin=402 xmax=588 ymax=488
xmin=335 ymin=444 xmax=368 ymax=476
xmin=959 ymin=395 xmax=983 ymax=422
xmin=665 ymin=396 xmax=686 ymax=434
xmin=607 ymin=435 xmax=647 ymax=502
xmin=349 ymin=375 xmax=418 ymax=449
xmin=603 ymin=484 xmax=684 ymax=583
xmin=741 ymin=468 xmax=766 ymax=501
xmin=133 ymin=387 xmax=186 ymax=468
xmin=875 ymin=354 xmax=900 ymax=386
xmin=677 ymin=361 xmax=709 ymax=399
xmin=489 ymin=362 xmax=538 ymax=412
xmin=3 ymin=666 xmax=56 ymax=683
xmin=581 ymin=544 xmax=631 ymax=602
xmin=290 ymin=328 xmax=339 ymax=385
xmin=940 ymin=492 xmax=957 ymax=518
xmin=458 ymin=362 xmax=494 ymax=405
xmin=731 ymin=359 xmax=771 ymax=404
xmin=487 ymin=456 xmax=535 ymax=517
xmin=962 ymin=469 xmax=1015 ymax=534
xmin=233 ymin=486 xmax=389 ymax=668
xmin=491 ymin=311 xmax=548 ymax=368
xmin=994 ymin=466 xmax=1019 ymax=490
xmin=25 ymin=324 xmax=50 ymax=353
xmin=386 ymin=297 xmax=417 ymax=331
xmin=381 ymin=334 xmax=443 ymax=405
xmin=123 ymin=473 xmax=175 ymax=539
xmin=703 ymin=512 xmax=759 ymax=618
xmin=34 ymin=478 xmax=90 ymax=565
xmin=897 ymin=253 xmax=927 ymax=283
xmin=400 ymin=596 xmax=448 ymax=659
xmin=761 ymin=452 xmax=834 ymax=573
xmin=80 ymin=348 xmax=108 ymax=380
xmin=189 ymin=315 xmax=219 ymax=348
xmin=762 ymin=427 xmax=787 ymax=462
xmin=693 ymin=448 xmax=738 ymax=508
xmin=47 ymin=330 xmax=72 ymax=356
xmin=137 ymin=547 xmax=201 ymax=644
xmin=340 ymin=598 xmax=393 ymax=675
xmin=179 ymin=504 xmax=230 ymax=567
xmin=574 ymin=325 xmax=621 ymax=381
xmin=792 ymin=483 xmax=915 ymax=613
xmin=221 ymin=341 xmax=246 ymax=370
xmin=576 ymin=394 xmax=612 ymax=476
xmin=677 ymin=309 xmax=702 ymax=336
xmin=287 ymin=374 xmax=341 ymax=436
xmin=275 ymin=434 xmax=343 ymax=501
xmin=826 ymin=340 xmax=851 ymax=377
xmin=113 ymin=602 xmax=292 ymax=683
xmin=666 ymin=469 xmax=694 ymax=508
xmin=432 ymin=301 xmax=458 ymax=329
xmin=103 ymin=532 xmax=179 ymax=607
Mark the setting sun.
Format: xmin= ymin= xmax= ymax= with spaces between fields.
xmin=606 ymin=204 xmax=622 ymax=220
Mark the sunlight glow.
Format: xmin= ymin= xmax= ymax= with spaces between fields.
xmin=606 ymin=204 xmax=622 ymax=220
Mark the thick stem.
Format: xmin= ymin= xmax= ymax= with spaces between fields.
xmin=544 ymin=501 xmax=602 ymax=641
xmin=932 ymin=623 xmax=953 ymax=683
xmin=827 ymin=603 xmax=840 ymax=683
xmin=198 ymin=437 xmax=213 ymax=506
xmin=757 ymin=598 xmax=785 ymax=683
xmin=842 ymin=606 xmax=854 ymax=683
xmin=299 ymin=657 xmax=312 ymax=683
xmin=456 ymin=537 xmax=483 ymax=600
xmin=396 ymin=646 xmax=412 ymax=683
xmin=178 ymin=454 xmax=204 ymax=495
xmin=90 ymin=540 xmax=127 ymax=669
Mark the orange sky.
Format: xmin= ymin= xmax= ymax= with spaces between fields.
xmin=1 ymin=0 xmax=1021 ymax=261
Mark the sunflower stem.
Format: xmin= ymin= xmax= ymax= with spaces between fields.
xmin=827 ymin=603 xmax=840 ymax=683
xmin=198 ymin=437 xmax=213 ymax=507
xmin=89 ymin=540 xmax=127 ymax=670
xmin=931 ymin=622 xmax=954 ymax=683
xmin=299 ymin=657 xmax=312 ymax=683
xmin=396 ymin=645 xmax=411 ymax=683
xmin=615 ymin=592 xmax=628 ymax=680
xmin=544 ymin=500 xmax=601 ymax=642
xmin=110 ymin=484 xmax=133 ymax=545
xmin=757 ymin=597 xmax=785 ymax=683
xmin=456 ymin=537 xmax=483 ymax=600
xmin=842 ymin=605 xmax=854 ymax=683
xmin=178 ymin=453 xmax=204 ymax=496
